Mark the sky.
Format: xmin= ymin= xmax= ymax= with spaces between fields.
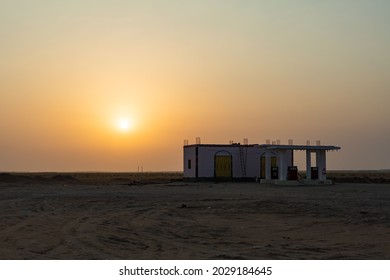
xmin=0 ymin=0 xmax=389 ymax=172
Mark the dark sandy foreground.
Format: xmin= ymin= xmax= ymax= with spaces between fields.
xmin=0 ymin=173 xmax=389 ymax=259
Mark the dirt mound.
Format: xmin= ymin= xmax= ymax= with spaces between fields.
xmin=0 ymin=173 xmax=47 ymax=184
xmin=49 ymin=174 xmax=79 ymax=183
xmin=0 ymin=173 xmax=80 ymax=185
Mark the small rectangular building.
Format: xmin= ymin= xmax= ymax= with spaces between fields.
xmin=183 ymin=143 xmax=340 ymax=184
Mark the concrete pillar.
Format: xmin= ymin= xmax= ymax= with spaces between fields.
xmin=317 ymin=150 xmax=327 ymax=180
xmin=265 ymin=154 xmax=271 ymax=180
xmin=286 ymin=150 xmax=293 ymax=167
xmin=323 ymin=151 xmax=327 ymax=180
xmin=278 ymin=151 xmax=283 ymax=180
xmin=279 ymin=150 xmax=287 ymax=180
xmin=306 ymin=150 xmax=312 ymax=179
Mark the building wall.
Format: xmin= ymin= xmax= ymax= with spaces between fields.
xmin=184 ymin=145 xmax=271 ymax=179
xmin=183 ymin=146 xmax=196 ymax=178
xmin=244 ymin=147 xmax=263 ymax=178
xmin=198 ymin=146 xmax=219 ymax=177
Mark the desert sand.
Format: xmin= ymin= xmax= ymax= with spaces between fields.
xmin=0 ymin=171 xmax=389 ymax=259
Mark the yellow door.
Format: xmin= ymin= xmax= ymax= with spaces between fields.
xmin=260 ymin=156 xmax=265 ymax=178
xmin=215 ymin=155 xmax=232 ymax=177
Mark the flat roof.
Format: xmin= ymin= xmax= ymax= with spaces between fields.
xmin=184 ymin=144 xmax=340 ymax=151
xmin=184 ymin=144 xmax=259 ymax=148
xmin=264 ymin=145 xmax=340 ymax=151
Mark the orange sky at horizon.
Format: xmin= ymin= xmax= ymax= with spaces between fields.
xmin=1 ymin=0 xmax=389 ymax=171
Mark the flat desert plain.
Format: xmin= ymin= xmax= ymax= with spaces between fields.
xmin=0 ymin=171 xmax=389 ymax=259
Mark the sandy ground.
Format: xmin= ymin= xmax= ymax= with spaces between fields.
xmin=0 ymin=172 xmax=389 ymax=259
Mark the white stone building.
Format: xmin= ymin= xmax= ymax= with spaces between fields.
xmin=183 ymin=142 xmax=340 ymax=184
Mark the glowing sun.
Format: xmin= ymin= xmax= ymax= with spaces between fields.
xmin=116 ymin=118 xmax=133 ymax=132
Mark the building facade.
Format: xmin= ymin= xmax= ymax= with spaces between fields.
xmin=183 ymin=143 xmax=340 ymax=184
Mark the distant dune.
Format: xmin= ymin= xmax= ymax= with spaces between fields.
xmin=326 ymin=170 xmax=390 ymax=184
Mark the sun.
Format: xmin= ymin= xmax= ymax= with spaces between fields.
xmin=116 ymin=118 xmax=133 ymax=132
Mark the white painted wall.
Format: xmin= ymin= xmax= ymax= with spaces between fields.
xmin=197 ymin=146 xmax=216 ymax=177
xmin=183 ymin=146 xmax=196 ymax=178
xmin=184 ymin=145 xmax=267 ymax=178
